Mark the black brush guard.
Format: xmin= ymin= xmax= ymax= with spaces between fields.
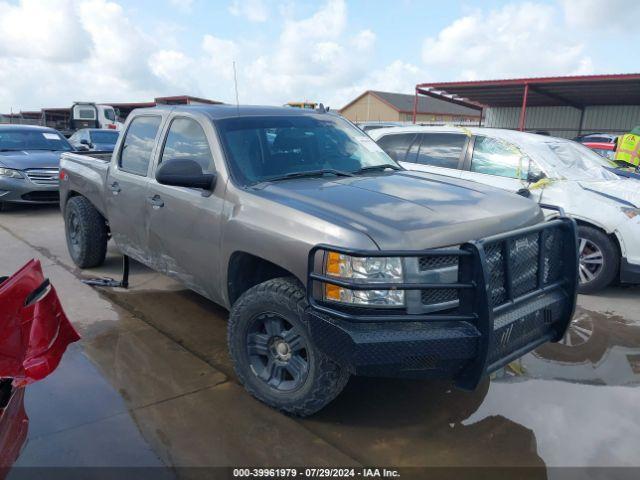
xmin=306 ymin=216 xmax=578 ymax=389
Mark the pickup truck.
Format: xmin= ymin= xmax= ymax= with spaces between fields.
xmin=59 ymin=105 xmax=579 ymax=416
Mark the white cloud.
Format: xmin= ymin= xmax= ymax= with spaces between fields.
xmin=560 ymin=0 xmax=640 ymax=29
xmin=228 ymin=0 xmax=268 ymax=22
xmin=422 ymin=2 xmax=594 ymax=80
xmin=0 ymin=0 xmax=92 ymax=62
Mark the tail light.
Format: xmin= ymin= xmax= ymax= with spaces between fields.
xmin=59 ymin=170 xmax=67 ymax=180
xmin=107 ymin=124 xmax=116 ymax=129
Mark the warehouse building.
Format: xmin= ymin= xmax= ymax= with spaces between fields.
xmin=412 ymin=74 xmax=640 ymax=138
xmin=340 ymin=90 xmax=482 ymax=124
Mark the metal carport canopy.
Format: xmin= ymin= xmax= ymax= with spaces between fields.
xmin=413 ymin=73 xmax=640 ymax=130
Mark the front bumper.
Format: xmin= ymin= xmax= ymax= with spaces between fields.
xmin=0 ymin=171 xmax=60 ymax=204
xmin=307 ymin=218 xmax=578 ymax=389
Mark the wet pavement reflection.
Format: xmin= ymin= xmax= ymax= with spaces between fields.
xmin=0 ymin=210 xmax=639 ymax=474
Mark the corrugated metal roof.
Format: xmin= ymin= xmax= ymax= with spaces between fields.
xmin=417 ymin=74 xmax=640 ymax=108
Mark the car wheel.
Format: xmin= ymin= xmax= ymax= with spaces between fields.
xmin=577 ymin=226 xmax=618 ymax=294
xmin=228 ymin=277 xmax=350 ymax=416
xmin=64 ymin=196 xmax=108 ymax=268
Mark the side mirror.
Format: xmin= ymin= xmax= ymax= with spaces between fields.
xmin=156 ymin=158 xmax=216 ymax=190
xmin=75 ymin=144 xmax=89 ymax=151
xmin=80 ymin=139 xmax=90 ymax=145
xmin=527 ymin=170 xmax=546 ymax=184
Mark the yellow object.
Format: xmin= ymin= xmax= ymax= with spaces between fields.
xmin=529 ymin=177 xmax=553 ymax=190
xmin=324 ymin=283 xmax=342 ymax=301
xmin=614 ymin=133 xmax=640 ymax=167
xmin=325 ymin=251 xmax=343 ymax=276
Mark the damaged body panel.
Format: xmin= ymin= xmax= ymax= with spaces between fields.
xmin=0 ymin=259 xmax=79 ymax=387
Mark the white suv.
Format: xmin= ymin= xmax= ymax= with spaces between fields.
xmin=369 ymin=126 xmax=640 ymax=293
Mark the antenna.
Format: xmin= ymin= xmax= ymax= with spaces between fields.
xmin=233 ymin=61 xmax=240 ymax=114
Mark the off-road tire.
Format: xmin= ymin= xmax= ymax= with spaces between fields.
xmin=228 ymin=277 xmax=350 ymax=416
xmin=577 ymin=225 xmax=618 ymax=294
xmin=64 ymin=196 xmax=108 ymax=268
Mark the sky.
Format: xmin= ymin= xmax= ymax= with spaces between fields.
xmin=0 ymin=0 xmax=638 ymax=113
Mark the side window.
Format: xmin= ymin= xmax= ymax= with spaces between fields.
xmin=375 ymin=133 xmax=416 ymax=162
xmin=416 ymin=133 xmax=467 ymax=169
xmin=470 ymin=136 xmax=529 ymax=179
xmin=160 ymin=118 xmax=215 ymax=173
xmin=119 ymin=116 xmax=162 ymax=176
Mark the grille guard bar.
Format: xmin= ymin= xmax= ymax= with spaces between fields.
xmin=307 ymin=217 xmax=579 ymax=388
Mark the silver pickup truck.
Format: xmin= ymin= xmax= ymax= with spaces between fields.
xmin=59 ymin=105 xmax=579 ymax=415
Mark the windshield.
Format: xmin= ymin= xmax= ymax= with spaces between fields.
xmin=90 ymin=130 xmax=119 ymax=144
xmin=217 ymin=114 xmax=399 ymax=185
xmin=540 ymin=140 xmax=619 ymax=181
xmin=0 ymin=129 xmax=72 ymax=151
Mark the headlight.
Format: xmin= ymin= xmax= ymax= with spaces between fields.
xmin=0 ymin=167 xmax=24 ymax=179
xmin=621 ymin=207 xmax=640 ymax=219
xmin=323 ymin=251 xmax=404 ymax=306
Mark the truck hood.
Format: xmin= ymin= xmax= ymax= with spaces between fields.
xmin=253 ymin=171 xmax=543 ymax=250
xmin=578 ymin=179 xmax=640 ymax=208
xmin=0 ymin=150 xmax=63 ymax=170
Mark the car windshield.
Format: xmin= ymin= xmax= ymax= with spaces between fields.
xmin=539 ymin=140 xmax=619 ymax=181
xmin=90 ymin=130 xmax=119 ymax=144
xmin=0 ymin=129 xmax=72 ymax=151
xmin=217 ymin=114 xmax=399 ymax=186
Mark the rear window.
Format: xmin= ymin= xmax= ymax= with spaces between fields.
xmin=415 ymin=133 xmax=467 ymax=168
xmin=376 ymin=133 xmax=416 ymax=162
xmin=90 ymin=130 xmax=119 ymax=143
xmin=119 ymin=116 xmax=162 ymax=176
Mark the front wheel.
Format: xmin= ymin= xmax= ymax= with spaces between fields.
xmin=228 ymin=277 xmax=350 ymax=416
xmin=577 ymin=226 xmax=618 ymax=294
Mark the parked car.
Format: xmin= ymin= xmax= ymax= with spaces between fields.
xmin=69 ymin=102 xmax=122 ymax=133
xmin=574 ymin=133 xmax=618 ymax=145
xmin=59 ymin=105 xmax=578 ymax=415
xmin=0 ymin=125 xmax=73 ymax=210
xmin=68 ymin=128 xmax=120 ymax=152
xmin=370 ymin=126 xmax=640 ymax=293
xmin=356 ymin=121 xmax=406 ymax=133
xmin=583 ymin=141 xmax=616 ymax=160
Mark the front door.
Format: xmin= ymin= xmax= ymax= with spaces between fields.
xmin=459 ymin=135 xmax=544 ymax=201
xmin=106 ymin=114 xmax=163 ymax=265
xmin=146 ymin=115 xmax=226 ymax=302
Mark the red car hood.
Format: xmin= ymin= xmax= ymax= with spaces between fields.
xmin=0 ymin=259 xmax=79 ymax=387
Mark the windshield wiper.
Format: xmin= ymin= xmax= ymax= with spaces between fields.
xmin=353 ymin=164 xmax=402 ymax=174
xmin=264 ymin=169 xmax=355 ymax=182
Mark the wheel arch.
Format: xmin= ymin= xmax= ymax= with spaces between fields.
xmin=227 ymin=251 xmax=299 ymax=307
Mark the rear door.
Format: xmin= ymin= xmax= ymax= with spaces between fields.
xmin=146 ymin=114 xmax=226 ymax=302
xmin=402 ymin=132 xmax=468 ymax=178
xmin=106 ymin=114 xmax=163 ymax=265
xmin=375 ymin=132 xmax=417 ymax=163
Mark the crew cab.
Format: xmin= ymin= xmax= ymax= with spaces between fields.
xmin=59 ymin=105 xmax=578 ymax=415
xmin=370 ymin=126 xmax=640 ymax=294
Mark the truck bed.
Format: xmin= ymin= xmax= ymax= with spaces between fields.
xmin=59 ymin=151 xmax=111 ymax=217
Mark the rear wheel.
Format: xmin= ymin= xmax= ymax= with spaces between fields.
xmin=228 ymin=277 xmax=350 ymax=416
xmin=64 ymin=196 xmax=108 ymax=268
xmin=577 ymin=226 xmax=618 ymax=294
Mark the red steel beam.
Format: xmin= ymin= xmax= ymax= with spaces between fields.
xmin=412 ymin=87 xmax=418 ymax=123
xmin=518 ymin=83 xmax=530 ymax=131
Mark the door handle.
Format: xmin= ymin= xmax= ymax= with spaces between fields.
xmin=110 ymin=181 xmax=121 ymax=195
xmin=146 ymin=194 xmax=164 ymax=209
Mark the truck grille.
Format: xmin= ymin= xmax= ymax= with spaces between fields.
xmin=485 ymin=229 xmax=565 ymax=308
xmin=25 ymin=169 xmax=59 ymax=186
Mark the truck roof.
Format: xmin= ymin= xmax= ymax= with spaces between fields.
xmin=131 ymin=104 xmax=331 ymax=120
